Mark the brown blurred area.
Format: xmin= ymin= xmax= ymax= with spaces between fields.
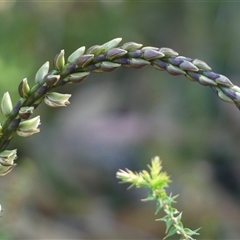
xmin=1 ymin=1 xmax=240 ymax=239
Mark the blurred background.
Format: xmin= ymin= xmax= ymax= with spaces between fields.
xmin=0 ymin=1 xmax=240 ymax=239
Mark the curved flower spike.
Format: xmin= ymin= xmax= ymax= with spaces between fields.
xmin=17 ymin=116 xmax=41 ymax=137
xmin=44 ymin=92 xmax=71 ymax=107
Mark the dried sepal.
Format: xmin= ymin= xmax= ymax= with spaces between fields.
xmin=44 ymin=92 xmax=71 ymax=107
xmin=69 ymin=72 xmax=90 ymax=83
xmin=18 ymin=78 xmax=30 ymax=98
xmin=19 ymin=106 xmax=34 ymax=120
xmin=53 ymin=49 xmax=65 ymax=71
xmin=17 ymin=116 xmax=41 ymax=137
xmin=68 ymin=46 xmax=86 ymax=63
xmin=35 ymin=61 xmax=49 ymax=84
xmin=0 ymin=149 xmax=17 ymax=177
xmin=1 ymin=92 xmax=13 ymax=117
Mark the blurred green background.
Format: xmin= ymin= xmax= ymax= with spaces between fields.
xmin=1 ymin=1 xmax=240 ymax=239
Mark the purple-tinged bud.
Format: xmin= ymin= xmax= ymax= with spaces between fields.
xmin=166 ymin=64 xmax=186 ymax=75
xmin=179 ymin=61 xmax=199 ymax=72
xmin=215 ymin=74 xmax=233 ymax=87
xmin=100 ymin=61 xmax=121 ymax=72
xmin=76 ymin=54 xmax=94 ymax=68
xmin=198 ymin=75 xmax=217 ymax=86
xmin=152 ymin=59 xmax=167 ymax=71
xmin=106 ymin=48 xmax=127 ymax=60
xmin=45 ymin=75 xmax=60 ymax=87
xmin=143 ymin=49 xmax=165 ymax=60
xmin=129 ymin=58 xmax=150 ymax=68
xmin=69 ymin=72 xmax=90 ymax=83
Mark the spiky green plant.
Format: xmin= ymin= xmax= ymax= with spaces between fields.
xmin=117 ymin=156 xmax=200 ymax=240
xmin=0 ymin=37 xmax=239 ymax=237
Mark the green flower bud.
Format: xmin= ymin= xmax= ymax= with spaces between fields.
xmin=100 ymin=61 xmax=121 ymax=72
xmin=122 ymin=42 xmax=143 ymax=51
xmin=69 ymin=72 xmax=90 ymax=83
xmin=35 ymin=61 xmax=49 ymax=84
xmin=53 ymin=49 xmax=65 ymax=71
xmin=18 ymin=78 xmax=30 ymax=98
xmin=215 ymin=74 xmax=233 ymax=87
xmin=215 ymin=87 xmax=234 ymax=103
xmin=198 ymin=75 xmax=217 ymax=86
xmin=231 ymin=86 xmax=240 ymax=93
xmin=192 ymin=59 xmax=212 ymax=71
xmin=106 ymin=48 xmax=127 ymax=60
xmin=68 ymin=46 xmax=86 ymax=63
xmin=19 ymin=106 xmax=34 ymax=120
xmin=76 ymin=54 xmax=94 ymax=68
xmin=17 ymin=116 xmax=40 ymax=137
xmin=86 ymin=45 xmax=104 ymax=55
xmin=101 ymin=38 xmax=122 ymax=52
xmin=166 ymin=64 xmax=186 ymax=75
xmin=0 ymin=149 xmax=17 ymax=177
xmin=96 ymin=61 xmax=121 ymax=72
xmin=159 ymin=47 xmax=178 ymax=57
xmin=45 ymin=74 xmax=60 ymax=87
xmin=44 ymin=92 xmax=71 ymax=107
xmin=129 ymin=58 xmax=150 ymax=68
xmin=1 ymin=92 xmax=13 ymax=117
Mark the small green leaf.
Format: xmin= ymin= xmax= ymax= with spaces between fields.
xmin=163 ymin=226 xmax=177 ymax=239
